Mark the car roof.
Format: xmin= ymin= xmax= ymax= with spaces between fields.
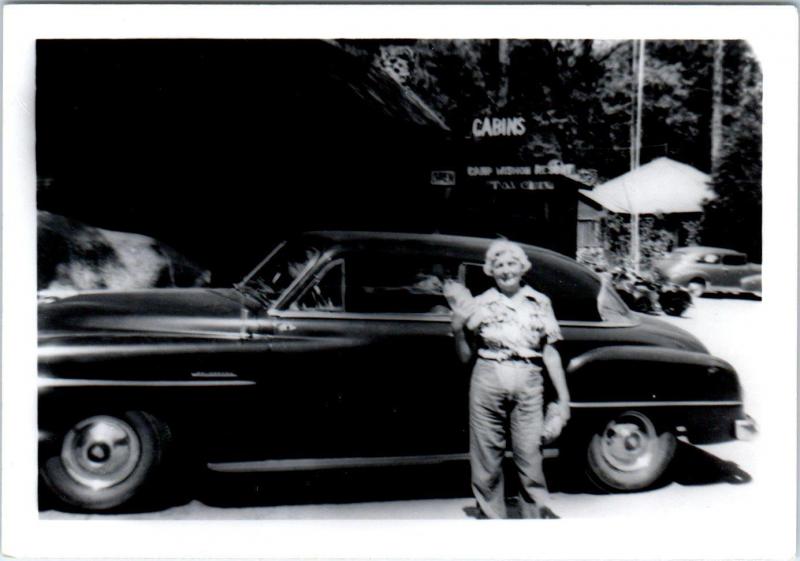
xmin=298 ymin=231 xmax=601 ymax=289
xmin=673 ymin=246 xmax=745 ymax=255
xmin=302 ymin=230 xmax=578 ymax=265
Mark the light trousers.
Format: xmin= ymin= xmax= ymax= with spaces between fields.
xmin=469 ymin=357 xmax=549 ymax=519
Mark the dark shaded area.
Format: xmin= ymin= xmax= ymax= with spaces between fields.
xmin=699 ymin=292 xmax=762 ymax=302
xmin=703 ymin=41 xmax=763 ymax=264
xmin=40 ymin=441 xmax=750 ymax=515
xmin=669 ymin=442 xmax=752 ymax=486
xmin=36 ymin=40 xmax=454 ymax=284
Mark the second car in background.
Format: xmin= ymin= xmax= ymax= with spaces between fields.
xmin=654 ymin=246 xmax=761 ymax=297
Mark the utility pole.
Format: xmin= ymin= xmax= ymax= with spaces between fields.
xmin=630 ymin=39 xmax=645 ymax=273
xmin=629 ymin=41 xmax=637 ymax=171
xmin=497 ymin=39 xmax=510 ymax=109
xmin=710 ymin=40 xmax=725 ymax=177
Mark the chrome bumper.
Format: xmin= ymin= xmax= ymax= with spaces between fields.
xmin=735 ymin=415 xmax=758 ymax=441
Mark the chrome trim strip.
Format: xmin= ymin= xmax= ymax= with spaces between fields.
xmin=39 ymin=341 xmax=271 ymax=360
xmin=208 ymin=449 xmax=558 ymax=473
xmin=271 ymin=310 xmax=451 ymax=322
xmin=561 ymin=320 xmax=637 ymax=328
xmin=566 ymin=356 xmax=587 ymax=373
xmin=569 ymin=400 xmax=742 ymax=408
xmin=39 ymin=330 xmax=245 ymax=342
xmin=270 ymin=310 xmax=634 ymax=328
xmin=735 ymin=416 xmax=758 ymax=440
xmin=38 ymin=378 xmax=255 ymax=388
xmin=191 ymin=371 xmax=239 ymax=378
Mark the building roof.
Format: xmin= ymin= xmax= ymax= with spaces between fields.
xmin=579 ymin=157 xmax=715 ymax=215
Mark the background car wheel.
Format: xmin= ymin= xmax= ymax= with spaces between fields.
xmin=586 ymin=411 xmax=676 ymax=491
xmin=687 ymin=279 xmax=706 ymax=297
xmin=41 ymin=411 xmax=167 ymax=511
xmin=659 ymin=290 xmax=692 ymax=317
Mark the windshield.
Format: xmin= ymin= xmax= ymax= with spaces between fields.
xmin=240 ymin=241 xmax=320 ymax=307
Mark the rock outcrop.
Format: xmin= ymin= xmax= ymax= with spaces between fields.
xmin=38 ymin=211 xmax=211 ymax=294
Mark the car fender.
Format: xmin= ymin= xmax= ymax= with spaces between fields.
xmin=670 ymin=271 xmax=708 ymax=286
xmin=565 ymin=345 xmax=742 ymax=406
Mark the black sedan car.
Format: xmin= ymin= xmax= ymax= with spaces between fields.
xmin=38 ymin=232 xmax=756 ymax=511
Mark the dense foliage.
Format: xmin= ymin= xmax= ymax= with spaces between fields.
xmin=701 ymin=42 xmax=763 ymax=262
xmin=343 ymin=39 xmax=762 ymax=260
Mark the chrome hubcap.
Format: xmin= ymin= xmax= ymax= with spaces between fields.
xmin=61 ymin=415 xmax=141 ymax=490
xmin=688 ymin=282 xmax=705 ymax=297
xmin=599 ymin=412 xmax=657 ymax=472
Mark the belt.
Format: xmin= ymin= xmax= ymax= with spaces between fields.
xmin=479 ymin=355 xmax=544 ymax=368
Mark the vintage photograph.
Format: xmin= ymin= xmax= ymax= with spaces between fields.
xmin=3 ymin=4 xmax=797 ymax=560
xmin=36 ymin=37 xmax=763 ymax=517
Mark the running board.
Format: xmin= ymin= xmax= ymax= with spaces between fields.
xmin=208 ymin=449 xmax=559 ymax=473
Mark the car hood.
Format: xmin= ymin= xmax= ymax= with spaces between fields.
xmin=633 ymin=313 xmax=709 ymax=354
xmin=38 ymin=288 xmax=243 ymax=338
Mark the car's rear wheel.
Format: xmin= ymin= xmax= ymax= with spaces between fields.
xmin=687 ymin=279 xmax=706 ymax=297
xmin=41 ymin=411 xmax=167 ymax=511
xmin=586 ymin=411 xmax=676 ymax=491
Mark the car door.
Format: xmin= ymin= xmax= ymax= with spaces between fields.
xmin=263 ymin=248 xmax=470 ymax=460
xmin=697 ymin=252 xmax=724 ymax=288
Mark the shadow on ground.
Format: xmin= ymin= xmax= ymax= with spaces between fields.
xmin=669 ymin=442 xmax=752 ymax=485
xmin=196 ymin=461 xmax=474 ymax=509
xmin=700 ymin=293 xmax=761 ymax=302
xmin=40 ymin=441 xmax=750 ymax=515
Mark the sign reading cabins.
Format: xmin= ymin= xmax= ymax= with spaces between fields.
xmin=471 ymin=116 xmax=527 ymax=138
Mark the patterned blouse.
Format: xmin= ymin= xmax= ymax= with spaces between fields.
xmin=466 ymin=285 xmax=562 ymax=361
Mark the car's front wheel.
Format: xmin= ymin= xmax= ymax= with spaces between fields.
xmin=41 ymin=411 xmax=167 ymax=511
xmin=586 ymin=411 xmax=676 ymax=491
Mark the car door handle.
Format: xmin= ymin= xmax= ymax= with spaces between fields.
xmin=276 ymin=322 xmax=296 ymax=332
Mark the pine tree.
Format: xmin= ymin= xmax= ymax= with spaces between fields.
xmin=701 ymin=42 xmax=762 ymax=261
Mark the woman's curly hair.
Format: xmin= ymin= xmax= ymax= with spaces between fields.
xmin=483 ymin=239 xmax=532 ymax=277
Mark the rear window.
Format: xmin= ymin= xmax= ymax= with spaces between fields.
xmin=346 ymin=253 xmax=460 ymax=314
xmin=460 ymin=261 xmax=602 ymax=322
xmin=722 ymin=254 xmax=748 ymax=266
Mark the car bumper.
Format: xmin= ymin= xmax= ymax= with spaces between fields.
xmin=735 ymin=414 xmax=758 ymax=441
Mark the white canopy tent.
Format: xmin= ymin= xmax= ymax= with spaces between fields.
xmin=580 ymin=157 xmax=715 ymax=215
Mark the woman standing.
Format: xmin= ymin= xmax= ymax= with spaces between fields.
xmin=448 ymin=240 xmax=571 ymax=519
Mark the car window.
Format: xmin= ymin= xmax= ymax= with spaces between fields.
xmin=700 ymin=253 xmax=721 ymax=264
xmin=346 ymin=253 xmax=459 ymax=314
xmin=243 ymin=242 xmax=320 ymax=307
xmin=722 ymin=254 xmax=748 ymax=266
xmin=292 ymin=259 xmax=345 ymax=312
xmin=460 ymin=261 xmax=603 ymax=322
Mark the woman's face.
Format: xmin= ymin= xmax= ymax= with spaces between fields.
xmin=490 ymin=252 xmax=525 ymax=293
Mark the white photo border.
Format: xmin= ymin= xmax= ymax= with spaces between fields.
xmin=3 ymin=4 xmax=797 ymax=559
